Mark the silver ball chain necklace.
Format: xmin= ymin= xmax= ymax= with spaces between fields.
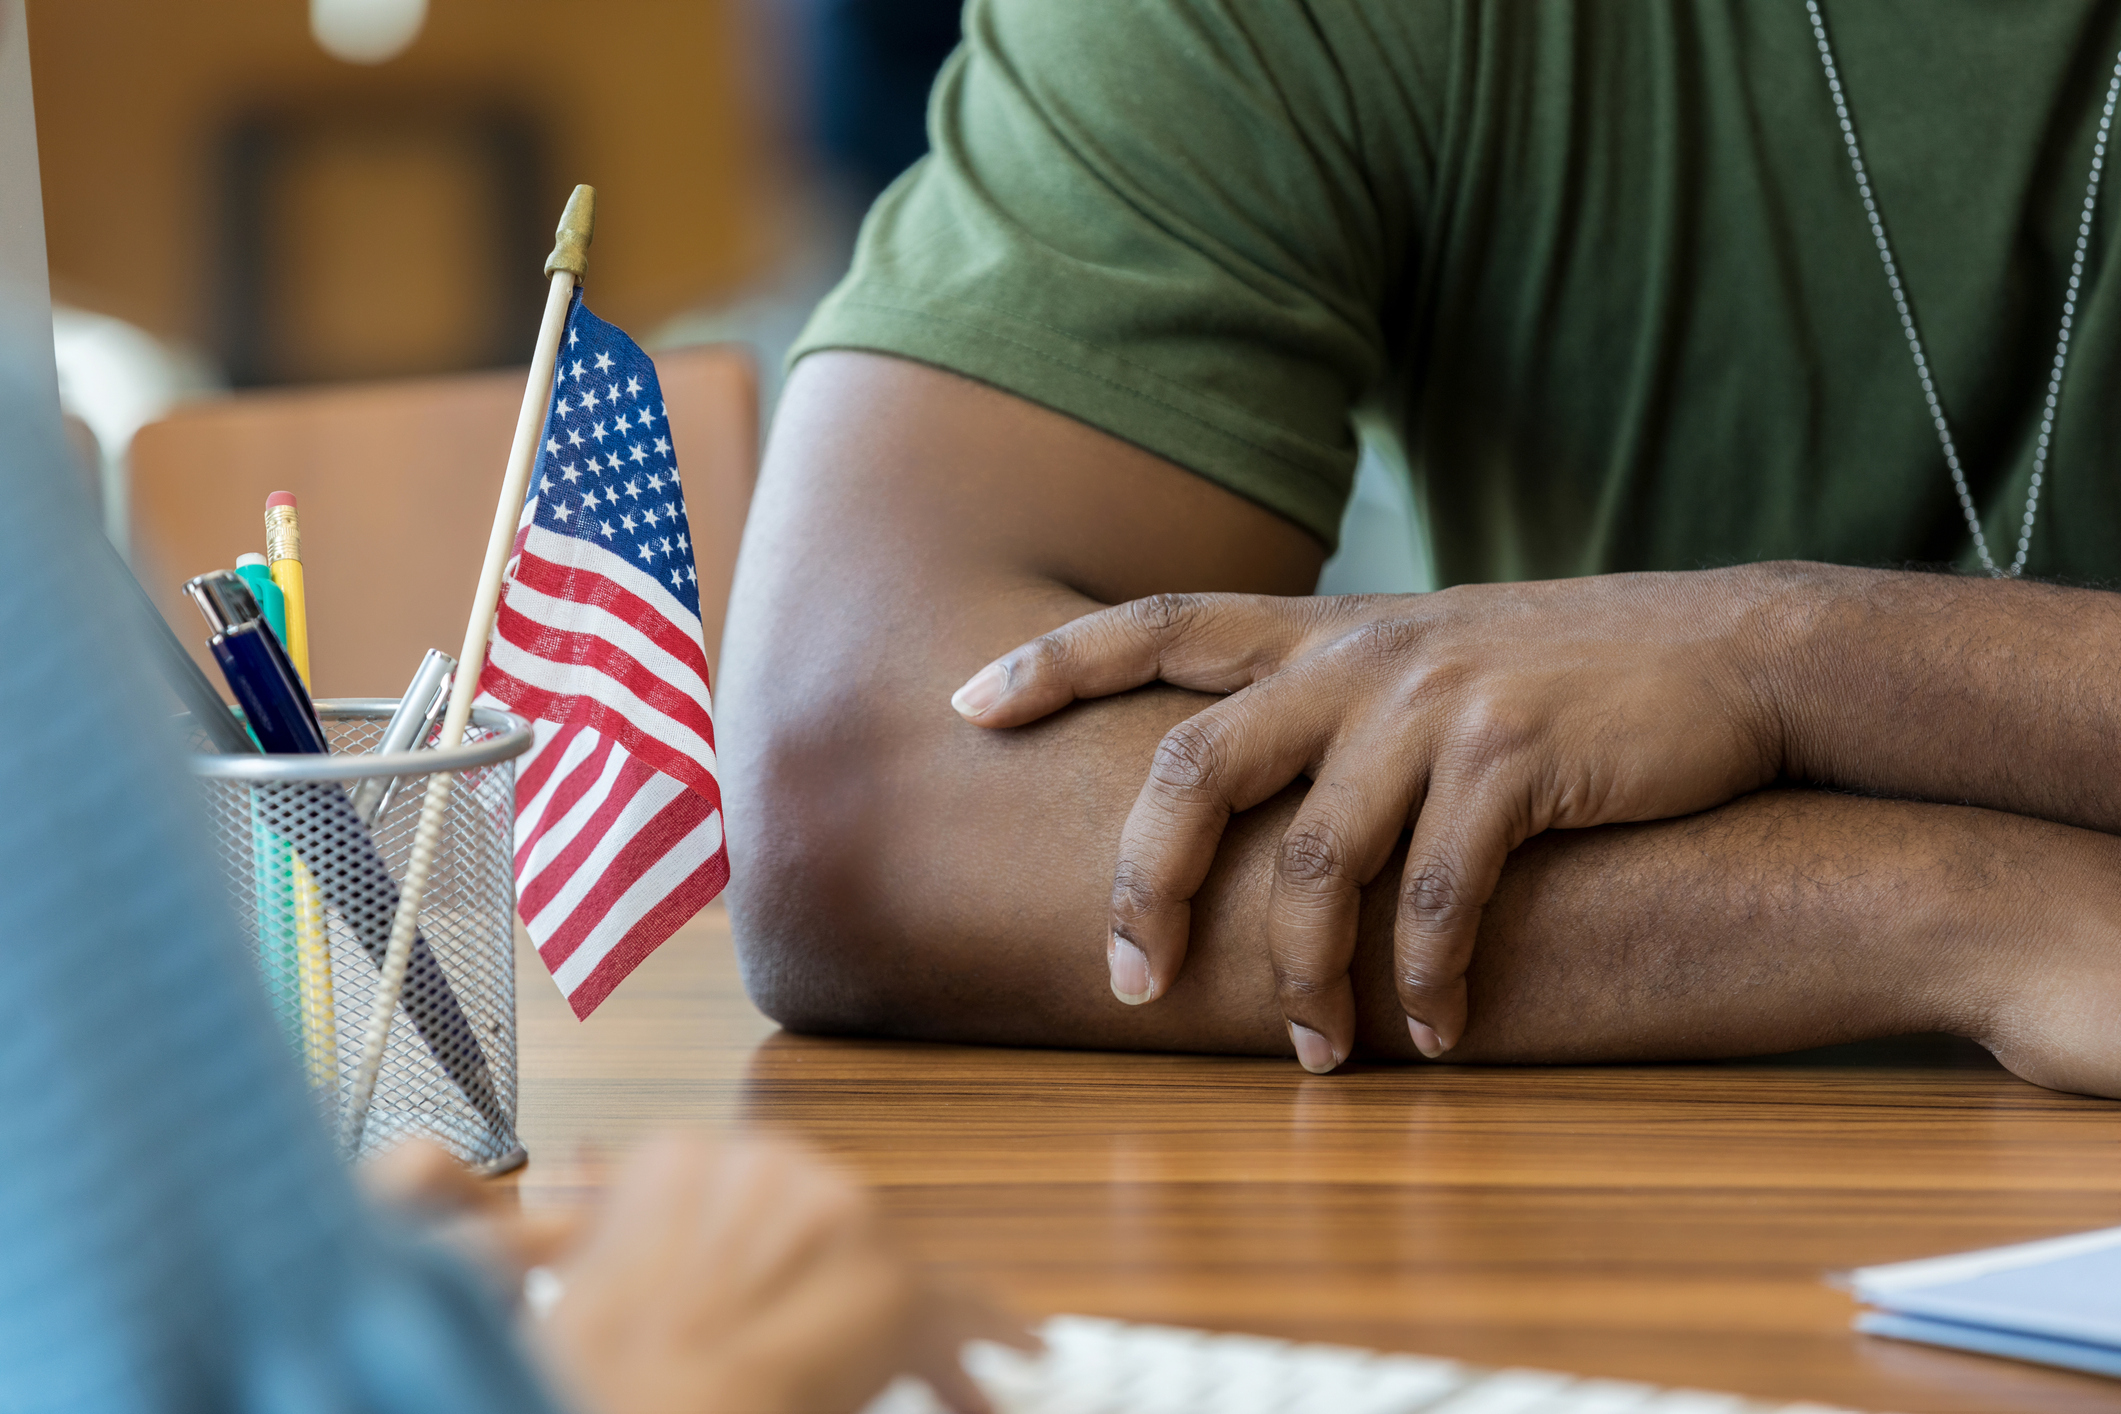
xmin=1805 ymin=1 xmax=2121 ymax=577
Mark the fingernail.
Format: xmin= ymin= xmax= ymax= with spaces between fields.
xmin=1408 ymin=1018 xmax=1446 ymax=1059
xmin=1108 ymin=934 xmax=1153 ymax=1004
xmin=951 ymin=663 xmax=1008 ymax=718
xmin=1289 ymin=1022 xmax=1340 ymax=1074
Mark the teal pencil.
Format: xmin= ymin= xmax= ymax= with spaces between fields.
xmin=249 ymin=796 xmax=303 ymax=1047
xmin=236 ymin=554 xmax=302 ymax=1049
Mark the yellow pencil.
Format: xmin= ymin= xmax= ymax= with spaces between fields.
xmin=266 ymin=491 xmax=337 ymax=1093
xmin=265 ymin=492 xmax=311 ymax=679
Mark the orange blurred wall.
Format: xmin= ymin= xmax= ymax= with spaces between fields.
xmin=28 ymin=0 xmax=782 ymax=364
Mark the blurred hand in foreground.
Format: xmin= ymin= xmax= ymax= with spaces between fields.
xmin=364 ymin=1134 xmax=1027 ymax=1414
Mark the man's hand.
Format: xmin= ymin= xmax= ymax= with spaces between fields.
xmin=951 ymin=575 xmax=1790 ymax=1066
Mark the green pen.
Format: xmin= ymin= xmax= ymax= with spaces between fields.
xmin=233 ymin=552 xmax=302 ymax=1050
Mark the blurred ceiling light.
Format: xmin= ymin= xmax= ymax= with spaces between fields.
xmin=310 ymin=0 xmax=428 ymax=65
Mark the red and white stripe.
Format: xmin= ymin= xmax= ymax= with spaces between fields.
xmin=479 ymin=515 xmax=728 ymax=1018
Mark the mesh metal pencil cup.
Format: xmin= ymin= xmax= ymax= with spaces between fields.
xmin=191 ymin=700 xmax=532 ymax=1175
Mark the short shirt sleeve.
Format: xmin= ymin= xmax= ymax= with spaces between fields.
xmin=790 ymin=0 xmax=1440 ymax=548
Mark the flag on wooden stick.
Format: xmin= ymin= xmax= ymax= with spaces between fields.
xmin=478 ymin=291 xmax=728 ymax=1017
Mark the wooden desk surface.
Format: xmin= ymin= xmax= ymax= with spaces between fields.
xmin=505 ymin=908 xmax=2121 ymax=1414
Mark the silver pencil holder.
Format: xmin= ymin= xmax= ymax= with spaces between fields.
xmin=191 ymin=700 xmax=533 ymax=1176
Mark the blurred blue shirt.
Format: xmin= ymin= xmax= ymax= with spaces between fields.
xmin=0 ymin=361 xmax=563 ymax=1414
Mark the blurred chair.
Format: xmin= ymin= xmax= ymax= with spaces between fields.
xmin=130 ymin=344 xmax=757 ymax=700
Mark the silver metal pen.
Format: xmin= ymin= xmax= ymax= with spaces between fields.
xmin=352 ymin=648 xmax=456 ymax=824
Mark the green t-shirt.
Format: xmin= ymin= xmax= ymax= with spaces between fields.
xmin=791 ymin=0 xmax=2121 ymax=585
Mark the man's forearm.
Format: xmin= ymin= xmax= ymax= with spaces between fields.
xmin=1428 ymin=790 xmax=2117 ymax=1092
xmin=743 ymin=643 xmax=2119 ymax=1092
xmin=725 ymin=555 xmax=2121 ymax=1089
xmin=1760 ymin=561 xmax=2121 ymax=832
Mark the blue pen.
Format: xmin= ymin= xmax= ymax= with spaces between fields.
xmin=184 ymin=572 xmax=325 ymax=755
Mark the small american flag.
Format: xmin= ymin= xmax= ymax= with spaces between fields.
xmin=477 ymin=292 xmax=728 ymax=1018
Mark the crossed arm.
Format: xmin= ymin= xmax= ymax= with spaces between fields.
xmin=717 ymin=352 xmax=2121 ymax=1098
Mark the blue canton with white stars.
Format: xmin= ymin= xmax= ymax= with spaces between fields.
xmin=528 ymin=292 xmax=701 ymax=619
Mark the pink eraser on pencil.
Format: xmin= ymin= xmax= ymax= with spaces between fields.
xmin=265 ymin=490 xmax=297 ymax=508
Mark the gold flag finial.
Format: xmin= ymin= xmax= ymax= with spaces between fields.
xmin=543 ymin=184 xmax=596 ymax=279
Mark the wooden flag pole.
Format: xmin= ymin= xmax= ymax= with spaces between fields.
xmin=343 ymin=185 xmax=595 ymax=1155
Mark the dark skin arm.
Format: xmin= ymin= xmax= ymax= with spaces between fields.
xmin=718 ymin=353 xmax=2121 ymax=1097
xmin=958 ymin=556 xmax=2121 ymax=1064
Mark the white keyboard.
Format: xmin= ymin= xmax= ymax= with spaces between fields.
xmin=862 ymin=1316 xmax=1884 ymax=1414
